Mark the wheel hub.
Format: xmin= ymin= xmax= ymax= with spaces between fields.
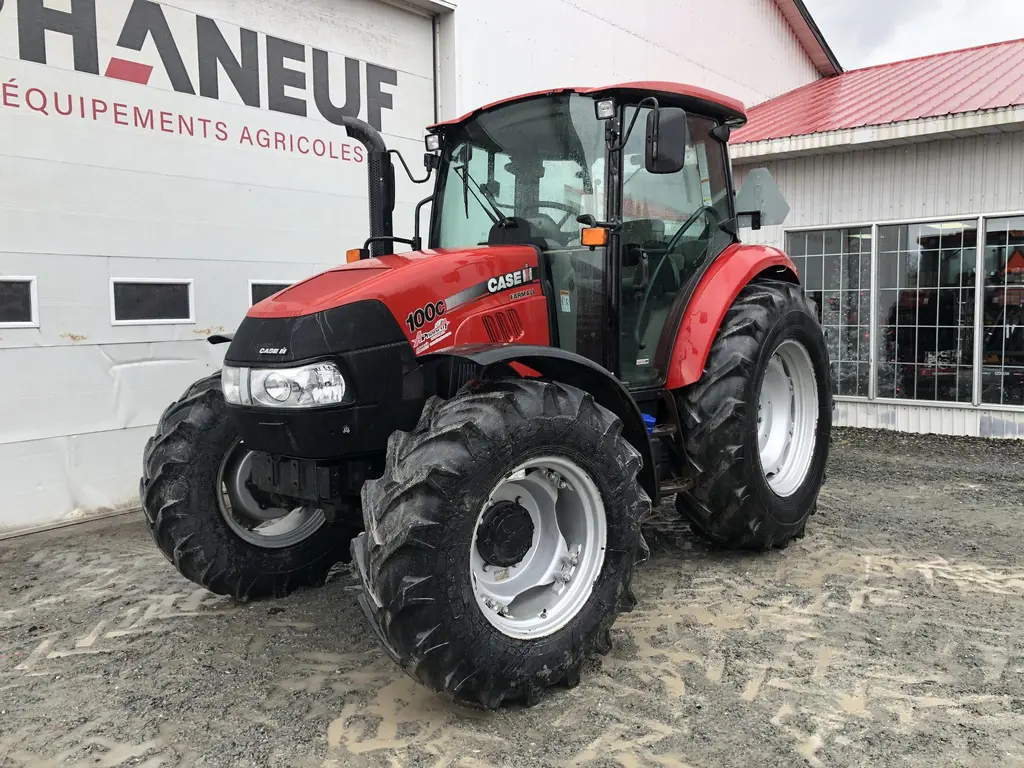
xmin=756 ymin=338 xmax=819 ymax=498
xmin=476 ymin=499 xmax=535 ymax=568
xmin=216 ymin=441 xmax=326 ymax=549
xmin=469 ymin=457 xmax=608 ymax=640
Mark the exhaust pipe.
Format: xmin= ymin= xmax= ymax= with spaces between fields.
xmin=339 ymin=117 xmax=396 ymax=258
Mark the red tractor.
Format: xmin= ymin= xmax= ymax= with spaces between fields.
xmin=141 ymin=82 xmax=831 ymax=709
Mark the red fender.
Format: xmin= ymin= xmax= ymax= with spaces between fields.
xmin=665 ymin=244 xmax=798 ymax=390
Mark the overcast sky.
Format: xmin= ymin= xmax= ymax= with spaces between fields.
xmin=803 ymin=0 xmax=1024 ymax=69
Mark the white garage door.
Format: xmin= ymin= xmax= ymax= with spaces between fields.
xmin=0 ymin=0 xmax=437 ymax=532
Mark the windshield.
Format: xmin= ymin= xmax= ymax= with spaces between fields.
xmin=432 ymin=93 xmax=607 ymax=249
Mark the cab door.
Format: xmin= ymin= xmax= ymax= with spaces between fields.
xmin=615 ymin=107 xmax=734 ymax=387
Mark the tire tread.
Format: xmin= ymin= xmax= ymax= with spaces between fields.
xmin=675 ymin=279 xmax=831 ymax=551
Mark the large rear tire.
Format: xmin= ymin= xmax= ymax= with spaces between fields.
xmin=140 ymin=372 xmax=352 ymax=600
xmin=675 ymin=278 xmax=832 ymax=551
xmin=351 ymin=379 xmax=650 ymax=709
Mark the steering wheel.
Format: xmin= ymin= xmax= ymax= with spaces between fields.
xmin=536 ymin=201 xmax=582 ymax=230
xmin=665 ymin=205 xmax=720 ymax=254
xmin=633 ymin=206 xmax=721 ymax=353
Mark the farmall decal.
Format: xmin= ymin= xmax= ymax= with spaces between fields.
xmin=0 ymin=0 xmax=401 ymax=155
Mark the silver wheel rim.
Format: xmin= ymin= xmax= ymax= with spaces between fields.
xmin=216 ymin=441 xmax=326 ymax=549
xmin=757 ymin=338 xmax=819 ymax=498
xmin=470 ymin=456 xmax=607 ymax=640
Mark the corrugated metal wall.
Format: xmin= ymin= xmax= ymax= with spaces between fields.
xmin=734 ymin=131 xmax=1024 ymax=439
xmin=734 ymin=131 xmax=1024 ymax=246
xmin=835 ymin=400 xmax=1024 ymax=439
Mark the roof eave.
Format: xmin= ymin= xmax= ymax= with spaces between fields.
xmin=775 ymin=0 xmax=842 ymax=77
xmin=730 ymin=106 xmax=1024 ymax=163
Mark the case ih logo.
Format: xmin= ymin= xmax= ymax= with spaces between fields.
xmin=0 ymin=0 xmax=399 ymax=130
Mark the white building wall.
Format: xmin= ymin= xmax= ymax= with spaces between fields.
xmin=733 ymin=130 xmax=1024 ymax=439
xmin=438 ymin=0 xmax=821 ymax=119
xmin=0 ymin=0 xmax=436 ymax=533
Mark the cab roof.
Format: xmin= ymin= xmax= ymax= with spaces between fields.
xmin=429 ymin=82 xmax=748 ymax=131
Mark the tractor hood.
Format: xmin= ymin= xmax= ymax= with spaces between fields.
xmin=224 ymin=245 xmax=541 ymax=367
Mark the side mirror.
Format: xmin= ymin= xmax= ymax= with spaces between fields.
xmin=645 ymin=107 xmax=689 ymax=174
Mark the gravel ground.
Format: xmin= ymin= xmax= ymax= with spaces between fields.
xmin=2 ymin=427 xmax=1024 ymax=768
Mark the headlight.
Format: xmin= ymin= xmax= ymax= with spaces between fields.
xmin=221 ymin=363 xmax=346 ymax=408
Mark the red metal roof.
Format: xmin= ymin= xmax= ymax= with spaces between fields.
xmin=733 ymin=37 xmax=1024 ymax=144
xmin=429 ymin=82 xmax=746 ymax=129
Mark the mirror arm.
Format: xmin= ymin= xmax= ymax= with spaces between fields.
xmin=607 ymin=96 xmax=660 ymax=152
xmin=576 ymin=213 xmax=621 ymax=231
xmin=412 ymin=194 xmax=434 ymax=251
xmin=389 ymin=149 xmax=433 ymax=184
xmin=361 ymin=234 xmax=420 ymax=256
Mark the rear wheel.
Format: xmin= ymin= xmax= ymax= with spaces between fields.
xmin=351 ymin=379 xmax=650 ymax=709
xmin=140 ymin=372 xmax=352 ymax=600
xmin=675 ymin=278 xmax=832 ymax=551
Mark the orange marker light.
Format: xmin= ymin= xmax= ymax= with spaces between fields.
xmin=581 ymin=227 xmax=608 ymax=248
xmin=346 ymin=248 xmax=362 ymax=263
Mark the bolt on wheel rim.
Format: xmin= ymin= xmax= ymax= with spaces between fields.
xmin=216 ymin=441 xmax=326 ymax=549
xmin=470 ymin=456 xmax=607 ymax=640
xmin=757 ymin=338 xmax=819 ymax=498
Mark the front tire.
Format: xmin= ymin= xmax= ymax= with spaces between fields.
xmin=140 ymin=372 xmax=352 ymax=600
xmin=351 ymin=379 xmax=650 ymax=709
xmin=676 ymin=278 xmax=832 ymax=551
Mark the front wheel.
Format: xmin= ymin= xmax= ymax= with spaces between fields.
xmin=140 ymin=372 xmax=353 ymax=600
xmin=351 ymin=379 xmax=651 ymax=709
xmin=676 ymin=278 xmax=833 ymax=551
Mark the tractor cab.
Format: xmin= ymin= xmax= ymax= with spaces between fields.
xmin=415 ymin=84 xmax=782 ymax=388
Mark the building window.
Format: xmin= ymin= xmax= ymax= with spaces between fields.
xmin=110 ymin=279 xmax=194 ymax=325
xmin=249 ymin=280 xmax=294 ymax=306
xmin=787 ymin=227 xmax=872 ymax=397
xmin=981 ymin=216 xmax=1024 ymax=406
xmin=0 ymin=277 xmax=38 ymax=327
xmin=876 ymin=220 xmax=977 ymax=403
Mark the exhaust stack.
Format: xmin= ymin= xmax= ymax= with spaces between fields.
xmin=339 ymin=117 xmax=396 ymax=258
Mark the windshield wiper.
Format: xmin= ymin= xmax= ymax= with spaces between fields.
xmin=454 ymin=165 xmax=514 ymax=228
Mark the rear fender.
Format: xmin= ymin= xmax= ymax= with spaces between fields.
xmin=422 ymin=344 xmax=659 ymax=506
xmin=665 ymin=244 xmax=798 ymax=390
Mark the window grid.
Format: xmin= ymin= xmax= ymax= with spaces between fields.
xmin=876 ymin=221 xmax=976 ymax=404
xmin=786 ymin=227 xmax=872 ymax=398
xmin=980 ymin=216 xmax=1024 ymax=407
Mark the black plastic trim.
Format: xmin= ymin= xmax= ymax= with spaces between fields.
xmin=224 ymin=299 xmax=406 ymax=367
xmin=222 ymin=300 xmax=425 ymax=460
xmin=423 ymin=343 xmax=659 ymax=505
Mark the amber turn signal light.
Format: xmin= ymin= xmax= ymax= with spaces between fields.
xmin=581 ymin=227 xmax=608 ymax=248
xmin=346 ymin=248 xmax=362 ymax=263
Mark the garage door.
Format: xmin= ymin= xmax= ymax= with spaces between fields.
xmin=0 ymin=0 xmax=436 ymax=532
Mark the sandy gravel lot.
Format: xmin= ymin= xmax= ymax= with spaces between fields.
xmin=2 ymin=428 xmax=1024 ymax=768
